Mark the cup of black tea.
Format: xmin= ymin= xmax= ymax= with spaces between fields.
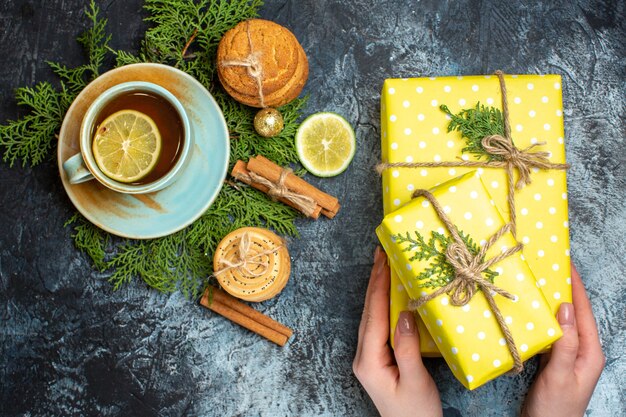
xmin=62 ymin=81 xmax=192 ymax=194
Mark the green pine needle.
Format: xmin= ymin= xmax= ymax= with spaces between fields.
xmin=0 ymin=83 xmax=62 ymax=167
xmin=0 ymin=0 xmax=110 ymax=167
xmin=393 ymin=229 xmax=499 ymax=289
xmin=64 ymin=213 xmax=110 ymax=272
xmin=440 ymin=103 xmax=506 ymax=161
xmin=3 ymin=0 xmax=309 ymax=299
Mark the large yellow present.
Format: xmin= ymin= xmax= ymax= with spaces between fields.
xmin=376 ymin=172 xmax=562 ymax=389
xmin=380 ymin=73 xmax=572 ymax=353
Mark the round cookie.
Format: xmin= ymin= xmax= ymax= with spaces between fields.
xmin=217 ymin=19 xmax=308 ymax=108
xmin=213 ymin=227 xmax=291 ymax=302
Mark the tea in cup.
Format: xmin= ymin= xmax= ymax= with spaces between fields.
xmin=62 ymin=81 xmax=192 ymax=194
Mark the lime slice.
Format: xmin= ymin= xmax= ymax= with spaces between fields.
xmin=92 ymin=110 xmax=162 ymax=183
xmin=295 ymin=112 xmax=356 ymax=177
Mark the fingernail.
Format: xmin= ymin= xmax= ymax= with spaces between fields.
xmin=376 ymin=254 xmax=386 ymax=276
xmin=557 ymin=303 xmax=575 ymax=327
xmin=398 ymin=311 xmax=416 ymax=335
xmin=374 ymin=246 xmax=382 ymax=262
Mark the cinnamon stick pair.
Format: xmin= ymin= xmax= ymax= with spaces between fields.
xmin=231 ymin=155 xmax=341 ymax=219
xmin=200 ymin=285 xmax=293 ymax=346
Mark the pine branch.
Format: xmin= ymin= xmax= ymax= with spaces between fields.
xmin=440 ymin=103 xmax=506 ymax=161
xmin=64 ymin=213 xmax=110 ymax=272
xmin=77 ymin=0 xmax=112 ymax=77
xmin=113 ymin=0 xmax=263 ymax=84
xmin=393 ymin=229 xmax=499 ymax=289
xmin=0 ymin=0 xmax=110 ymax=167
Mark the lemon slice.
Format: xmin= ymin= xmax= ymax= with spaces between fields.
xmin=92 ymin=110 xmax=162 ymax=183
xmin=295 ymin=112 xmax=356 ymax=177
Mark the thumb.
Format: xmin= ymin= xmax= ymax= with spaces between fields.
xmin=393 ymin=311 xmax=428 ymax=381
xmin=544 ymin=302 xmax=579 ymax=374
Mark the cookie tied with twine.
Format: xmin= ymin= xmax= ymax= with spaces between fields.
xmin=213 ymin=227 xmax=291 ymax=302
xmin=217 ymin=19 xmax=309 ymax=108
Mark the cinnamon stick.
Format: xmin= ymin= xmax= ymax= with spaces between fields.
xmin=321 ymin=205 xmax=340 ymax=219
xmin=231 ymin=161 xmax=323 ymax=219
xmin=247 ymin=155 xmax=340 ymax=217
xmin=200 ymin=286 xmax=293 ymax=346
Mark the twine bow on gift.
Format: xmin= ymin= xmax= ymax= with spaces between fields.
xmin=213 ymin=232 xmax=282 ymax=278
xmin=220 ymin=20 xmax=266 ymax=108
xmin=481 ymin=134 xmax=564 ymax=190
xmin=376 ymin=70 xmax=570 ymax=238
xmin=409 ymin=189 xmax=525 ymax=373
xmin=234 ymin=168 xmax=319 ymax=217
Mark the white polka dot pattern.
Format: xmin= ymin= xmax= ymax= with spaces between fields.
xmin=379 ymin=74 xmax=570 ymax=389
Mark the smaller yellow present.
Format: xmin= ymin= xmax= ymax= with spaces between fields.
xmin=376 ymin=171 xmax=562 ymax=389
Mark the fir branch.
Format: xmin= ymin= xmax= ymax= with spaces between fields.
xmin=440 ymin=103 xmax=506 ymax=161
xmin=46 ymin=63 xmax=90 ymax=96
xmin=77 ymin=0 xmax=112 ymax=78
xmin=64 ymin=213 xmax=109 ymax=272
xmin=107 ymin=242 xmax=153 ymax=291
xmin=0 ymin=0 xmax=110 ymax=167
xmin=104 ymin=229 xmax=211 ymax=298
xmin=114 ymin=0 xmax=263 ymax=85
xmin=0 ymin=83 xmax=63 ymax=167
xmin=393 ymin=229 xmax=499 ymax=289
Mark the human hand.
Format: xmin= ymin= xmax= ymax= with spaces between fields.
xmin=522 ymin=264 xmax=605 ymax=417
xmin=353 ymin=247 xmax=442 ymax=417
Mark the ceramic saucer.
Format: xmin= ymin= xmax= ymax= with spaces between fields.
xmin=57 ymin=63 xmax=230 ymax=239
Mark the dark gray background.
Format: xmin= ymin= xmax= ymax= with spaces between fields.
xmin=1 ymin=1 xmax=624 ymax=416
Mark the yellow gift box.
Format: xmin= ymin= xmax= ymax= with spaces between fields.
xmin=376 ymin=172 xmax=563 ymax=389
xmin=380 ymin=74 xmax=572 ymax=353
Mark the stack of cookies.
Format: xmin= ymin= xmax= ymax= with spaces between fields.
xmin=217 ymin=19 xmax=309 ymax=108
xmin=213 ymin=227 xmax=291 ymax=302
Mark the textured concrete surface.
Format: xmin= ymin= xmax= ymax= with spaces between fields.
xmin=0 ymin=0 xmax=624 ymax=416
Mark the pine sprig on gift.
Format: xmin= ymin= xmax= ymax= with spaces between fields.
xmin=393 ymin=229 xmax=499 ymax=289
xmin=440 ymin=103 xmax=506 ymax=161
xmin=3 ymin=0 xmax=308 ymax=299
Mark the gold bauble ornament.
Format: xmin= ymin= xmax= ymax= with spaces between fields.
xmin=254 ymin=108 xmax=284 ymax=137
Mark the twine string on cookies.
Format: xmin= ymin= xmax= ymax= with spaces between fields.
xmin=213 ymin=232 xmax=282 ymax=278
xmin=376 ymin=70 xmax=569 ymax=238
xmin=220 ymin=20 xmax=266 ymax=108
xmin=234 ymin=167 xmax=319 ymax=217
xmin=408 ymin=189 xmax=525 ymax=373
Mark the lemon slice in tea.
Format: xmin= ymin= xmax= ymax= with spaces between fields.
xmin=93 ymin=110 xmax=162 ymax=183
xmin=295 ymin=112 xmax=356 ymax=177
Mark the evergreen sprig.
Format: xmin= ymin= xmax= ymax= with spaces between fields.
xmin=393 ymin=229 xmax=499 ymax=289
xmin=0 ymin=1 xmax=110 ymax=167
xmin=114 ymin=0 xmax=263 ymax=88
xmin=3 ymin=0 xmax=309 ymax=299
xmin=64 ymin=213 xmax=109 ymax=272
xmin=440 ymin=103 xmax=506 ymax=161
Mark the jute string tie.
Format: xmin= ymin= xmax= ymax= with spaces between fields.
xmin=376 ymin=70 xmax=570 ymax=238
xmin=213 ymin=232 xmax=282 ymax=278
xmin=220 ymin=20 xmax=266 ymax=108
xmin=409 ymin=189 xmax=525 ymax=373
xmin=234 ymin=168 xmax=318 ymax=217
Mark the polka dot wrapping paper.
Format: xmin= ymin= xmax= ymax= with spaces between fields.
xmin=379 ymin=74 xmax=572 ymax=359
xmin=376 ymin=172 xmax=563 ymax=390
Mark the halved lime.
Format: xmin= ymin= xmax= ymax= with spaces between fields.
xmin=92 ymin=110 xmax=162 ymax=183
xmin=295 ymin=112 xmax=356 ymax=177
